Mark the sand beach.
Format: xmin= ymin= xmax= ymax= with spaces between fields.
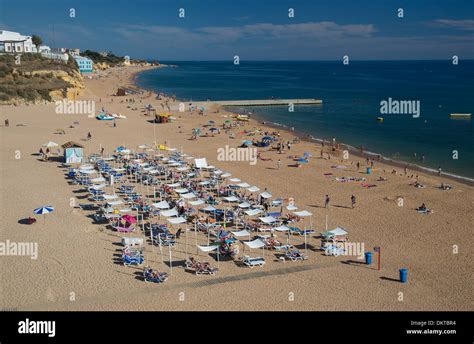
xmin=0 ymin=65 xmax=472 ymax=311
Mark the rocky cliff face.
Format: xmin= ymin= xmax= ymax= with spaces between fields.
xmin=31 ymin=69 xmax=84 ymax=101
xmin=0 ymin=54 xmax=85 ymax=105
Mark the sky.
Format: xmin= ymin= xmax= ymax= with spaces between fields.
xmin=1 ymin=0 xmax=473 ymax=60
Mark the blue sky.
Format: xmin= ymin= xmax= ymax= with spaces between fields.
xmin=1 ymin=0 xmax=473 ymax=60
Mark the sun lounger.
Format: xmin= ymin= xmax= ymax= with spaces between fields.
xmin=274 ymin=244 xmax=293 ymax=252
xmin=79 ymin=203 xmax=98 ymax=211
xmin=323 ymin=243 xmax=346 ymax=256
xmin=289 ymin=227 xmax=315 ymax=236
xmin=113 ymin=225 xmax=135 ymax=233
xmin=416 ymin=207 xmax=433 ymax=214
xmin=122 ymin=237 xmax=144 ymax=246
xmin=122 ymin=254 xmax=144 ymax=266
xmin=123 ymin=246 xmax=143 ymax=257
xmin=143 ymin=267 xmax=168 ymax=283
xmin=185 ymin=257 xmax=219 ymax=275
xmin=263 ymin=237 xmax=282 ymax=249
xmin=285 ymin=249 xmax=308 ymax=261
xmin=242 ymin=256 xmax=265 ymax=268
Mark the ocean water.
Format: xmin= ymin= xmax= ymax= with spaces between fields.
xmin=136 ymin=61 xmax=474 ymax=179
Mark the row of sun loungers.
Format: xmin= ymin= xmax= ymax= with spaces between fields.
xmin=67 ymin=147 xmax=354 ymax=286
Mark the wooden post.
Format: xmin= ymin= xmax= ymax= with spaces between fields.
xmin=378 ymin=248 xmax=381 ymax=271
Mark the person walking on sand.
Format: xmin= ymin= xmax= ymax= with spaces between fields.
xmin=5 ymin=119 xmax=9 ymax=127
xmin=277 ymin=159 xmax=281 ymax=169
xmin=324 ymin=195 xmax=330 ymax=208
xmin=351 ymin=195 xmax=356 ymax=208
xmin=39 ymin=147 xmax=44 ymax=160
xmin=356 ymin=161 xmax=360 ymax=171
xmin=87 ymin=132 xmax=92 ymax=140
xmin=438 ymin=166 xmax=442 ymax=176
xmin=101 ymin=147 xmax=105 ymax=156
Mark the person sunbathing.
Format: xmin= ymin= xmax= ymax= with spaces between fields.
xmin=440 ymin=183 xmax=453 ymax=190
xmin=413 ymin=181 xmax=425 ymax=188
xmin=289 ymin=249 xmax=302 ymax=257
xmin=416 ymin=203 xmax=432 ymax=214
xmin=257 ymin=152 xmax=272 ymax=161
xmin=266 ymin=237 xmax=281 ymax=248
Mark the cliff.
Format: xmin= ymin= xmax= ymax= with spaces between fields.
xmin=0 ymin=54 xmax=84 ymax=105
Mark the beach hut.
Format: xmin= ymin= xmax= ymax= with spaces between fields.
xmin=62 ymin=141 xmax=84 ymax=164
xmin=116 ymin=88 xmax=127 ymax=96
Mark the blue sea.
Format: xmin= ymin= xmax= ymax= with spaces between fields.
xmin=136 ymin=61 xmax=474 ymax=179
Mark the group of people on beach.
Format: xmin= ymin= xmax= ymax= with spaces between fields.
xmin=323 ymin=194 xmax=357 ymax=209
xmin=39 ymin=147 xmax=51 ymax=161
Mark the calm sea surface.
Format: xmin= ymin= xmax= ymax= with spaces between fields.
xmin=137 ymin=61 xmax=474 ymax=179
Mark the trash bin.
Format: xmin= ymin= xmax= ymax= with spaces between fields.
xmin=399 ymin=268 xmax=408 ymax=283
xmin=367 ymin=167 xmax=372 ymax=174
xmin=365 ymin=252 xmax=373 ymax=265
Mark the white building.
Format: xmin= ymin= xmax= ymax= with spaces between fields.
xmin=69 ymin=48 xmax=80 ymax=56
xmin=38 ymin=45 xmax=51 ymax=53
xmin=0 ymin=30 xmax=37 ymax=53
xmin=41 ymin=51 xmax=69 ymax=63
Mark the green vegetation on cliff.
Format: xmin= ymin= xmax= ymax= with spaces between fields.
xmin=81 ymin=50 xmax=124 ymax=66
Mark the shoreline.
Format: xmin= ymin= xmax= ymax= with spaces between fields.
xmin=133 ymin=67 xmax=474 ymax=187
xmin=252 ymin=116 xmax=474 ymax=187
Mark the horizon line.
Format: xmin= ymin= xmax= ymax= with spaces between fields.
xmin=153 ymin=59 xmax=474 ymax=62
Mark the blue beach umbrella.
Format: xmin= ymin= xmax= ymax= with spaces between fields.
xmin=297 ymin=158 xmax=309 ymax=164
xmin=34 ymin=206 xmax=54 ymax=223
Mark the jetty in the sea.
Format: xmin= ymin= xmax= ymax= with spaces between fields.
xmin=211 ymin=99 xmax=323 ymax=106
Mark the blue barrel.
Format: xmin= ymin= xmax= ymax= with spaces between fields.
xmin=365 ymin=252 xmax=373 ymax=265
xmin=400 ymin=268 xmax=408 ymax=283
xmin=367 ymin=167 xmax=372 ymax=174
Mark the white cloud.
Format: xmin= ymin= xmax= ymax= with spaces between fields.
xmin=434 ymin=19 xmax=474 ymax=31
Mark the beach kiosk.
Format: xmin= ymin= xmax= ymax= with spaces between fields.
xmin=155 ymin=113 xmax=171 ymax=123
xmin=62 ymin=141 xmax=84 ymax=164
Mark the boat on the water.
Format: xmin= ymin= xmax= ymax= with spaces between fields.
xmin=377 ymin=117 xmax=384 ymax=122
xmin=449 ymin=113 xmax=471 ymax=119
xmin=236 ymin=114 xmax=250 ymax=121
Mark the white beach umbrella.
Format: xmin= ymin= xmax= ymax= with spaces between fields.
xmin=43 ymin=141 xmax=59 ymax=148
xmin=247 ymin=186 xmax=260 ymax=193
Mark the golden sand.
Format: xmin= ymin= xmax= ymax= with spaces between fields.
xmin=0 ymin=66 xmax=472 ymax=311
